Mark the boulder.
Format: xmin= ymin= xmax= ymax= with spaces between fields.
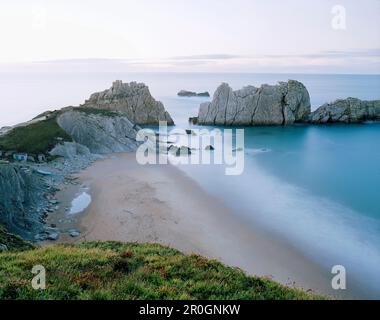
xmin=68 ymin=229 xmax=81 ymax=238
xmin=197 ymin=80 xmax=311 ymax=126
xmin=309 ymin=98 xmax=380 ymax=124
xmin=81 ymin=80 xmax=174 ymax=125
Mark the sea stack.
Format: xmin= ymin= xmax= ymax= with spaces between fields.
xmin=197 ymin=80 xmax=311 ymax=126
xmin=81 ymin=80 xmax=174 ymax=125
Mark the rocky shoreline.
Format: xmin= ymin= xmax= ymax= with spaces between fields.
xmin=0 ymin=152 xmax=101 ymax=243
xmin=1 ymin=78 xmax=380 ymax=248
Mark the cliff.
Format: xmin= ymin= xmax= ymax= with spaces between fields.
xmin=0 ymin=241 xmax=321 ymax=300
xmin=56 ymin=108 xmax=141 ymax=154
xmin=81 ymin=80 xmax=174 ymax=125
xmin=0 ymin=164 xmax=46 ymax=239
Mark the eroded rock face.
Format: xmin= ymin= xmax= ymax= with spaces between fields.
xmin=197 ymin=80 xmax=311 ymax=126
xmin=57 ymin=110 xmax=141 ymax=154
xmin=50 ymin=142 xmax=91 ymax=160
xmin=309 ymin=98 xmax=380 ymax=124
xmin=81 ymin=80 xmax=174 ymax=125
xmin=0 ymin=165 xmax=45 ymax=239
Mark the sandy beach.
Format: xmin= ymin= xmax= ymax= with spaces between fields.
xmin=49 ymin=152 xmax=362 ymax=299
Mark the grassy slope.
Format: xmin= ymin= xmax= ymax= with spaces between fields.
xmin=0 ymin=117 xmax=72 ymax=155
xmin=0 ymin=226 xmax=34 ymax=252
xmin=74 ymin=107 xmax=120 ymax=117
xmin=0 ymin=241 xmax=322 ymax=300
xmin=0 ymin=107 xmax=121 ymax=156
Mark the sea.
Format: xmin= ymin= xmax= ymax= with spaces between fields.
xmin=1 ymin=72 xmax=380 ymax=298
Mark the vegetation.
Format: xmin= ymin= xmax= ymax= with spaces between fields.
xmin=0 ymin=117 xmax=72 ymax=155
xmin=0 ymin=241 xmax=322 ymax=300
xmin=0 ymin=226 xmax=34 ymax=252
xmin=74 ymin=107 xmax=120 ymax=117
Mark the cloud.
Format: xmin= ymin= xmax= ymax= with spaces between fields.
xmin=171 ymin=54 xmax=241 ymax=60
xmin=2 ymin=48 xmax=379 ymax=74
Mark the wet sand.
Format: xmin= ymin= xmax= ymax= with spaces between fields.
xmin=49 ymin=153 xmax=360 ymax=299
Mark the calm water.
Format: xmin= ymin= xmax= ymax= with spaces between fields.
xmin=1 ymin=71 xmax=380 ymax=297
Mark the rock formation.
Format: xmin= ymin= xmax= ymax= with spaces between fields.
xmin=309 ymin=98 xmax=380 ymax=124
xmin=57 ymin=109 xmax=141 ymax=154
xmin=81 ymin=80 xmax=174 ymax=125
xmin=0 ymin=165 xmax=45 ymax=239
xmin=50 ymin=142 xmax=91 ymax=160
xmin=197 ymin=80 xmax=311 ymax=126
xmin=178 ymin=90 xmax=210 ymax=97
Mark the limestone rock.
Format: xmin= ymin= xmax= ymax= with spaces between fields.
xmin=0 ymin=164 xmax=45 ymax=239
xmin=50 ymin=142 xmax=91 ymax=160
xmin=57 ymin=110 xmax=141 ymax=154
xmin=178 ymin=90 xmax=210 ymax=97
xmin=197 ymin=80 xmax=311 ymax=126
xmin=309 ymin=98 xmax=380 ymax=124
xmin=81 ymin=80 xmax=174 ymax=125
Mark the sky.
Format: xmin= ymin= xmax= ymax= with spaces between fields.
xmin=0 ymin=0 xmax=379 ymax=73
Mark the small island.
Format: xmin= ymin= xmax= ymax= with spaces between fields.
xmin=177 ymin=90 xmax=210 ymax=97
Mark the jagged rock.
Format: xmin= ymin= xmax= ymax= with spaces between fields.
xmin=309 ymin=98 xmax=380 ymax=124
xmin=81 ymin=80 xmax=174 ymax=125
xmin=57 ymin=110 xmax=141 ymax=154
xmin=197 ymin=80 xmax=311 ymax=126
xmin=0 ymin=165 xmax=45 ymax=239
xmin=50 ymin=142 xmax=91 ymax=160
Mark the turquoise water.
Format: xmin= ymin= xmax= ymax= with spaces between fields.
xmin=176 ymin=123 xmax=380 ymax=297
xmin=1 ymin=71 xmax=380 ymax=297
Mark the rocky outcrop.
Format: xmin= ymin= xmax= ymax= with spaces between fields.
xmin=178 ymin=90 xmax=210 ymax=97
xmin=309 ymin=98 xmax=380 ymax=124
xmin=50 ymin=142 xmax=91 ymax=160
xmin=197 ymin=80 xmax=311 ymax=126
xmin=81 ymin=80 xmax=174 ymax=125
xmin=0 ymin=165 xmax=45 ymax=239
xmin=57 ymin=110 xmax=141 ymax=154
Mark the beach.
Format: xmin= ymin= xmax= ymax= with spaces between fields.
xmin=48 ymin=152 xmax=364 ymax=299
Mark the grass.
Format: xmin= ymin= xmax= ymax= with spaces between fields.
xmin=0 ymin=226 xmax=34 ymax=252
xmin=0 ymin=241 xmax=323 ymax=300
xmin=0 ymin=117 xmax=72 ymax=155
xmin=74 ymin=107 xmax=120 ymax=117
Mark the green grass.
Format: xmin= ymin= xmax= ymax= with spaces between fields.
xmin=74 ymin=107 xmax=120 ymax=117
xmin=0 ymin=226 xmax=34 ymax=252
xmin=0 ymin=241 xmax=323 ymax=300
xmin=0 ymin=117 xmax=72 ymax=155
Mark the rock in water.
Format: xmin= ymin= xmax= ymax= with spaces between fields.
xmin=309 ymin=98 xmax=380 ymax=124
xmin=197 ymin=80 xmax=311 ymax=126
xmin=57 ymin=110 xmax=142 ymax=154
xmin=178 ymin=90 xmax=210 ymax=97
xmin=81 ymin=80 xmax=174 ymax=125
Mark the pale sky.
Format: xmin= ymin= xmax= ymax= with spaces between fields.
xmin=0 ymin=0 xmax=379 ymax=73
